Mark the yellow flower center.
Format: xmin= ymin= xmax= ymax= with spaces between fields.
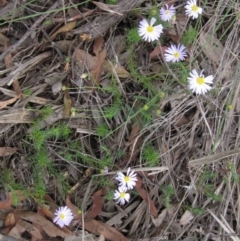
xmin=124 ymin=176 xmax=130 ymax=182
xmin=192 ymin=5 xmax=199 ymax=12
xmin=59 ymin=213 xmax=65 ymax=220
xmin=147 ymin=26 xmax=154 ymax=33
xmin=173 ymin=52 xmax=180 ymax=58
xmin=165 ymin=10 xmax=169 ymax=15
xmin=120 ymin=192 xmax=126 ymax=198
xmin=197 ymin=77 xmax=205 ymax=85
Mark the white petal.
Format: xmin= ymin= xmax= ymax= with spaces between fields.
xmin=150 ymin=17 xmax=157 ymax=26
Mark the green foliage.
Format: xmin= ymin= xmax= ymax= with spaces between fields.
xmin=203 ymin=184 xmax=222 ymax=202
xmin=105 ymin=0 xmax=117 ymax=3
xmin=142 ymin=144 xmax=159 ymax=166
xmin=162 ymin=184 xmax=175 ymax=207
xmin=181 ymin=26 xmax=198 ymax=46
xmin=35 ymin=149 xmax=51 ymax=168
xmin=228 ymin=162 xmax=239 ymax=183
xmin=126 ymin=28 xmax=141 ymax=45
xmin=184 ymin=206 xmax=204 ymax=215
xmin=94 ymin=176 xmax=112 ymax=188
xmin=39 ymin=106 xmax=54 ymax=120
xmin=1 ymin=168 xmax=15 ymax=188
xmin=148 ymin=6 xmax=159 ymax=18
xmin=198 ymin=170 xmax=222 ymax=202
xmin=23 ymin=88 xmax=32 ymax=97
xmin=105 ymin=190 xmax=114 ymax=201
xmin=96 ymin=123 xmax=110 ymax=137
xmin=103 ymin=96 xmax=122 ymax=119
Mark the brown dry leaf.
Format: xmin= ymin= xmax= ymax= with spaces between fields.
xmin=103 ymin=60 xmax=130 ymax=78
xmin=0 ymin=191 xmax=28 ymax=210
xmin=151 ymin=208 xmax=167 ymax=227
xmin=91 ymin=48 xmax=107 ymax=85
xmin=199 ymin=31 xmax=224 ymax=66
xmin=165 ymin=31 xmax=181 ymax=43
xmin=67 ymin=197 xmax=128 ymax=241
xmin=38 ymin=206 xmax=73 ymax=235
xmin=91 ymin=36 xmax=107 ymax=85
xmin=92 ymin=1 xmax=123 ymax=16
xmin=18 ymin=212 xmax=71 ymax=238
xmin=83 ymin=219 xmax=129 ymax=241
xmin=93 ymin=36 xmax=104 ymax=56
xmin=74 ymin=49 xmax=98 ymax=71
xmin=135 ymin=178 xmax=158 ymax=217
xmin=0 ymin=32 xmax=9 ymax=44
xmin=80 ymin=33 xmax=92 ymax=42
xmin=179 ymin=210 xmax=194 ymax=226
xmin=85 ymin=189 xmax=105 ymax=220
xmin=63 ymin=88 xmax=72 ymax=118
xmin=5 ymin=213 xmax=16 ymax=227
xmin=16 ymin=219 xmax=43 ymax=240
xmin=0 ymin=146 xmax=17 ymax=156
xmin=149 ymin=45 xmax=167 ymax=60
xmin=0 ymin=0 xmax=6 ymax=7
xmin=0 ymin=97 xmax=19 ymax=110
xmin=8 ymin=226 xmax=24 ymax=240
xmin=120 ymin=122 xmax=141 ymax=167
xmin=50 ymin=21 xmax=76 ymax=40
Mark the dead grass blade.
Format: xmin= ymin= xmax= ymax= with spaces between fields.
xmin=188 ymin=147 xmax=240 ymax=167
xmin=92 ymin=1 xmax=123 ymax=16
xmin=63 ymin=87 xmax=72 ymax=118
xmin=7 ymin=51 xmax=52 ymax=86
xmin=208 ymin=209 xmax=240 ymax=241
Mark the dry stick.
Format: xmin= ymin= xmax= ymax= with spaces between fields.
xmin=0 ymin=1 xmax=61 ymax=61
xmin=188 ymin=147 xmax=240 ymax=167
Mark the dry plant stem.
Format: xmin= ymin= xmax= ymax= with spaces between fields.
xmin=73 ymin=0 xmax=146 ymax=38
xmin=0 ymin=1 xmax=61 ymax=61
xmin=188 ymin=147 xmax=240 ymax=167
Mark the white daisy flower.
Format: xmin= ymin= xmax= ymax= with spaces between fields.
xmin=53 ymin=206 xmax=73 ymax=228
xmin=160 ymin=4 xmax=176 ymax=21
xmin=114 ymin=187 xmax=130 ymax=205
xmin=187 ymin=69 xmax=214 ymax=95
xmin=185 ymin=0 xmax=203 ymax=19
xmin=116 ymin=167 xmax=137 ymax=190
xmin=164 ymin=44 xmax=187 ymax=62
xmin=138 ymin=17 xmax=163 ymax=42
